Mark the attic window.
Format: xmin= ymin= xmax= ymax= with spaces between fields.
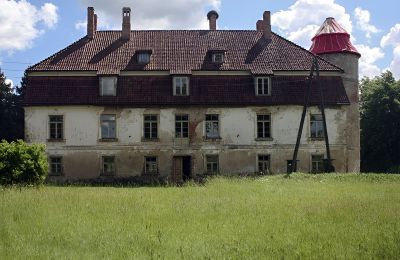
xmin=137 ymin=52 xmax=151 ymax=64
xmin=100 ymin=77 xmax=117 ymax=96
xmin=255 ymin=77 xmax=271 ymax=96
xmin=212 ymin=53 xmax=224 ymax=63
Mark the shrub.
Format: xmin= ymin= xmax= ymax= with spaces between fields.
xmin=0 ymin=140 xmax=48 ymax=185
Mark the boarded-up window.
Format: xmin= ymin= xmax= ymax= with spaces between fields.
xmin=100 ymin=77 xmax=117 ymax=96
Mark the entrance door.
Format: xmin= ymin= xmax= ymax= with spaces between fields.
xmin=172 ymin=156 xmax=191 ymax=183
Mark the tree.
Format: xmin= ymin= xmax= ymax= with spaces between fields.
xmin=360 ymin=71 xmax=400 ymax=173
xmin=0 ymin=68 xmax=24 ymax=141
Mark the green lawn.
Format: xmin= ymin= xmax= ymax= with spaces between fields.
xmin=1 ymin=174 xmax=400 ymax=259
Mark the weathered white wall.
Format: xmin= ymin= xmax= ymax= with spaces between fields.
xmin=25 ymin=105 xmax=349 ymax=179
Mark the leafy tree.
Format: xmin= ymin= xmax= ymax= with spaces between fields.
xmin=0 ymin=68 xmax=24 ymax=141
xmin=360 ymin=71 xmax=400 ymax=173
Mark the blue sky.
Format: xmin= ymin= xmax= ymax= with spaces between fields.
xmin=0 ymin=0 xmax=399 ymax=88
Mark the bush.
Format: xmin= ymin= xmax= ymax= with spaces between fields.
xmin=0 ymin=140 xmax=48 ymax=185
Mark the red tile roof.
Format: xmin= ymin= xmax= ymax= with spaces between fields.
xmin=24 ymin=75 xmax=349 ymax=106
xmin=28 ymin=30 xmax=342 ymax=74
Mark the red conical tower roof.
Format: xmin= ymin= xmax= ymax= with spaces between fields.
xmin=310 ymin=17 xmax=360 ymax=56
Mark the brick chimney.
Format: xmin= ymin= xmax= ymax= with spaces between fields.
xmin=207 ymin=10 xmax=219 ymax=31
xmin=87 ymin=7 xmax=96 ymax=39
xmin=122 ymin=7 xmax=131 ymax=40
xmin=256 ymin=20 xmax=266 ymax=32
xmin=263 ymin=11 xmax=272 ymax=40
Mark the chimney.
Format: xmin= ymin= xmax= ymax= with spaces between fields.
xmin=256 ymin=20 xmax=266 ymax=32
xmin=207 ymin=10 xmax=219 ymax=31
xmin=122 ymin=7 xmax=131 ymax=40
xmin=263 ymin=11 xmax=272 ymax=40
xmin=94 ymin=14 xmax=97 ymax=32
xmin=87 ymin=7 xmax=95 ymax=39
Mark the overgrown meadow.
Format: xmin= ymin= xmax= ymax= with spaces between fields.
xmin=1 ymin=173 xmax=399 ymax=259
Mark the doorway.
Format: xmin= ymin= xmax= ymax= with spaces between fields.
xmin=172 ymin=156 xmax=192 ymax=182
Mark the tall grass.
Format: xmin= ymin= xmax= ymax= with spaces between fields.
xmin=1 ymin=173 xmax=399 ymax=259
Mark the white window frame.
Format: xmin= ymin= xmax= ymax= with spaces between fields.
xmin=255 ymin=77 xmax=271 ymax=96
xmin=49 ymin=156 xmax=63 ymax=176
xmin=137 ymin=52 xmax=150 ymax=64
xmin=206 ymin=155 xmax=219 ymax=174
xmin=311 ymin=154 xmax=325 ymax=173
xmin=256 ymin=114 xmax=271 ymax=139
xmin=212 ymin=53 xmax=224 ymax=63
xmin=102 ymin=156 xmax=116 ymax=175
xmin=257 ymin=154 xmax=270 ymax=174
xmin=143 ymin=114 xmax=158 ymax=140
xmin=175 ymin=114 xmax=189 ymax=138
xmin=100 ymin=114 xmax=117 ymax=140
xmin=48 ymin=115 xmax=64 ymax=140
xmin=173 ymin=77 xmax=190 ymax=96
xmin=100 ymin=77 xmax=117 ymax=96
xmin=205 ymin=114 xmax=220 ymax=139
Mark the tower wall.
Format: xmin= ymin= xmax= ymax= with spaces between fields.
xmin=320 ymin=53 xmax=360 ymax=172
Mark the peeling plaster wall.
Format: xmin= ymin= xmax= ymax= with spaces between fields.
xmin=25 ymin=105 xmax=349 ymax=179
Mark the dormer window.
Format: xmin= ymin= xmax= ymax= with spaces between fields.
xmin=173 ymin=77 xmax=189 ymax=96
xmin=212 ymin=53 xmax=224 ymax=63
xmin=255 ymin=77 xmax=271 ymax=96
xmin=100 ymin=77 xmax=117 ymax=96
xmin=137 ymin=52 xmax=151 ymax=64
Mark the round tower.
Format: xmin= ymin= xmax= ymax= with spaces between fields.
xmin=310 ymin=17 xmax=361 ymax=172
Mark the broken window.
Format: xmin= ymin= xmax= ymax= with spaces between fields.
xmin=145 ymin=156 xmax=158 ymax=174
xmin=257 ymin=114 xmax=271 ymax=139
xmin=311 ymin=154 xmax=324 ymax=173
xmin=102 ymin=156 xmax=115 ymax=175
xmin=310 ymin=114 xmax=324 ymax=138
xmin=173 ymin=77 xmax=189 ymax=96
xmin=100 ymin=114 xmax=116 ymax=139
xmin=144 ymin=115 xmax=158 ymax=139
xmin=49 ymin=115 xmax=63 ymax=140
xmin=175 ymin=114 xmax=189 ymax=138
xmin=205 ymin=114 xmax=219 ymax=139
xmin=49 ymin=156 xmax=63 ymax=176
xmin=100 ymin=77 xmax=117 ymax=96
xmin=212 ymin=53 xmax=224 ymax=63
xmin=255 ymin=77 xmax=270 ymax=96
xmin=258 ymin=154 xmax=270 ymax=174
xmin=206 ymin=155 xmax=219 ymax=174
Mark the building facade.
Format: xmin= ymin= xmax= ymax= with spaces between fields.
xmin=24 ymin=8 xmax=360 ymax=181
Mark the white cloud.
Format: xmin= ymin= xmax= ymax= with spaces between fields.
xmin=4 ymin=79 xmax=13 ymax=88
xmin=355 ymin=44 xmax=385 ymax=78
xmin=353 ymin=7 xmax=379 ymax=39
xmin=77 ymin=0 xmax=221 ymax=30
xmin=0 ymin=0 xmax=58 ymax=52
xmin=381 ymin=24 xmax=400 ymax=79
xmin=271 ymin=0 xmax=353 ymax=48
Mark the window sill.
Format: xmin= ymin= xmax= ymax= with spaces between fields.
xmin=255 ymin=137 xmax=273 ymax=141
xmin=48 ymin=173 xmax=63 ymax=177
xmin=255 ymin=94 xmax=271 ymax=97
xmin=141 ymin=138 xmax=160 ymax=142
xmin=47 ymin=139 xmax=66 ymax=143
xmin=203 ymin=137 xmax=222 ymax=142
xmin=100 ymin=172 xmax=116 ymax=176
xmin=99 ymin=138 xmax=118 ymax=142
xmin=309 ymin=137 xmax=325 ymax=141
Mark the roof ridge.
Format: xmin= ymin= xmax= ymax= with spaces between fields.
xmin=271 ymin=32 xmax=344 ymax=72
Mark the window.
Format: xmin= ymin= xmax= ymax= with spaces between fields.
xmin=49 ymin=156 xmax=63 ymax=176
xmin=102 ymin=156 xmax=115 ymax=175
xmin=144 ymin=115 xmax=158 ymax=139
xmin=258 ymin=155 xmax=270 ymax=174
xmin=100 ymin=114 xmax=116 ymax=139
xmin=206 ymin=155 xmax=219 ymax=174
xmin=100 ymin=77 xmax=117 ymax=96
xmin=175 ymin=114 xmax=189 ymax=138
xmin=311 ymin=155 xmax=324 ymax=173
xmin=257 ymin=114 xmax=271 ymax=139
xmin=255 ymin=77 xmax=270 ymax=96
xmin=173 ymin=77 xmax=189 ymax=96
xmin=49 ymin=115 xmax=63 ymax=140
xmin=145 ymin=156 xmax=158 ymax=174
xmin=310 ymin=114 xmax=324 ymax=138
xmin=205 ymin=114 xmax=219 ymax=139
xmin=212 ymin=53 xmax=224 ymax=63
xmin=137 ymin=52 xmax=150 ymax=64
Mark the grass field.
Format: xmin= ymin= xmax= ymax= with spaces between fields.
xmin=1 ymin=173 xmax=400 ymax=259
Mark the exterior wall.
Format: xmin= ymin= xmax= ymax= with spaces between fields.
xmin=320 ymin=53 xmax=360 ymax=172
xmin=25 ymin=105 xmax=349 ymax=180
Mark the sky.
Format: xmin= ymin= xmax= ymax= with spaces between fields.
xmin=0 ymin=0 xmax=399 ymax=89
